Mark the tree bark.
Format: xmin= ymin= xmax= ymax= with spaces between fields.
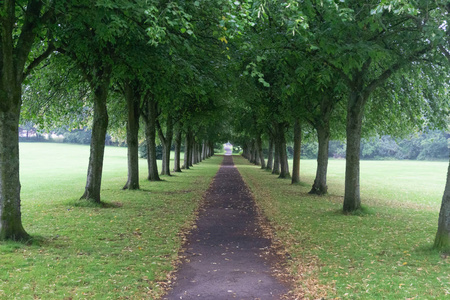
xmin=272 ymin=137 xmax=281 ymax=175
xmin=157 ymin=116 xmax=173 ymax=176
xmin=266 ymin=136 xmax=274 ymax=171
xmin=81 ymin=71 xmax=111 ymax=202
xmin=343 ymin=91 xmax=366 ymax=212
xmin=434 ymin=157 xmax=450 ymax=251
xmin=256 ymin=135 xmax=266 ymax=169
xmin=0 ymin=99 xmax=29 ymax=241
xmin=254 ymin=139 xmax=261 ymax=166
xmin=173 ymin=125 xmax=182 ymax=172
xmin=122 ymin=82 xmax=140 ymax=190
xmin=0 ymin=0 xmax=51 ymax=240
xmin=291 ymin=119 xmax=302 ymax=184
xmin=277 ymin=123 xmax=290 ymax=178
xmin=310 ymin=123 xmax=330 ymax=195
xmin=182 ymin=129 xmax=192 ymax=169
xmin=143 ymin=96 xmax=160 ymax=181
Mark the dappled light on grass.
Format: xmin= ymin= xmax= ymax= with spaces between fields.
xmin=235 ymin=156 xmax=450 ymax=299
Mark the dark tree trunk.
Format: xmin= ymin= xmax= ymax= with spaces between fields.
xmin=123 ymin=82 xmax=140 ymax=190
xmin=291 ymin=119 xmax=302 ymax=184
xmin=143 ymin=96 xmax=161 ymax=181
xmin=0 ymin=96 xmax=29 ymax=241
xmin=0 ymin=0 xmax=51 ymax=240
xmin=254 ymin=139 xmax=261 ymax=166
xmin=256 ymin=135 xmax=266 ymax=169
xmin=434 ymin=157 xmax=450 ymax=251
xmin=202 ymin=141 xmax=207 ymax=160
xmin=343 ymin=91 xmax=366 ymax=212
xmin=182 ymin=130 xmax=192 ymax=169
xmin=266 ymin=137 xmax=274 ymax=171
xmin=81 ymin=68 xmax=111 ymax=203
xmin=272 ymin=137 xmax=281 ymax=175
xmin=310 ymin=123 xmax=331 ymax=195
xmin=173 ymin=126 xmax=182 ymax=172
xmin=277 ymin=123 xmax=290 ymax=178
xmin=209 ymin=142 xmax=214 ymax=157
xmin=157 ymin=116 xmax=173 ymax=176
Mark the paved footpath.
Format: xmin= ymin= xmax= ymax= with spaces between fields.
xmin=165 ymin=155 xmax=289 ymax=300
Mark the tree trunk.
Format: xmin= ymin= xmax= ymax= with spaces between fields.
xmin=173 ymin=126 xmax=182 ymax=172
xmin=0 ymin=98 xmax=29 ymax=240
xmin=202 ymin=141 xmax=207 ymax=160
xmin=182 ymin=130 xmax=191 ymax=169
xmin=292 ymin=119 xmax=302 ymax=184
xmin=143 ymin=96 xmax=160 ymax=181
xmin=434 ymin=157 xmax=450 ymax=251
xmin=209 ymin=142 xmax=214 ymax=157
xmin=272 ymin=137 xmax=281 ymax=175
xmin=81 ymin=75 xmax=111 ymax=202
xmin=254 ymin=139 xmax=261 ymax=166
xmin=157 ymin=116 xmax=173 ymax=176
xmin=343 ymin=92 xmax=366 ymax=212
xmin=266 ymin=137 xmax=274 ymax=171
xmin=123 ymin=82 xmax=140 ymax=190
xmin=310 ymin=123 xmax=330 ymax=195
xmin=257 ymin=135 xmax=266 ymax=169
xmin=277 ymin=123 xmax=290 ymax=179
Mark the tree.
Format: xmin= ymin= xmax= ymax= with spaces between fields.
xmin=0 ymin=0 xmax=58 ymax=240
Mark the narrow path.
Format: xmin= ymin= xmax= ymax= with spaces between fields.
xmin=165 ymin=155 xmax=289 ymax=300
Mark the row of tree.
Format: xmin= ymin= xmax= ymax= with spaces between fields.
xmin=226 ymin=1 xmax=450 ymax=250
xmin=1 ymin=0 xmax=237 ymax=241
xmin=1 ymin=0 xmax=450 ymax=253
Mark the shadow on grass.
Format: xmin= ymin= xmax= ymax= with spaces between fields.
xmin=69 ymin=199 xmax=123 ymax=209
xmin=321 ymin=205 xmax=377 ymax=217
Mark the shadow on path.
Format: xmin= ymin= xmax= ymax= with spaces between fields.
xmin=165 ymin=155 xmax=289 ymax=299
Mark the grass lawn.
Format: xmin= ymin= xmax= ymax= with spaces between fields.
xmin=0 ymin=143 xmax=221 ymax=299
xmin=235 ymin=156 xmax=450 ymax=299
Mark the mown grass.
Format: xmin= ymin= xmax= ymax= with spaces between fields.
xmin=235 ymin=156 xmax=450 ymax=299
xmin=1 ymin=143 xmax=221 ymax=299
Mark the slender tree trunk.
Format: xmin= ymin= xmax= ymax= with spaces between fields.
xmin=209 ymin=142 xmax=214 ymax=157
xmin=277 ymin=123 xmax=290 ymax=178
xmin=254 ymin=139 xmax=261 ymax=166
xmin=81 ymin=76 xmax=110 ymax=202
xmin=123 ymin=82 xmax=140 ymax=190
xmin=343 ymin=92 xmax=365 ymax=212
xmin=157 ymin=116 xmax=173 ymax=176
xmin=202 ymin=141 xmax=207 ymax=160
xmin=144 ymin=97 xmax=160 ymax=181
xmin=434 ymin=157 xmax=450 ymax=251
xmin=310 ymin=124 xmax=330 ymax=195
xmin=182 ymin=130 xmax=191 ymax=169
xmin=272 ymin=137 xmax=281 ymax=175
xmin=266 ymin=137 xmax=274 ymax=171
xmin=197 ymin=142 xmax=202 ymax=163
xmin=0 ymin=95 xmax=29 ymax=240
xmin=292 ymin=119 xmax=302 ymax=184
xmin=173 ymin=126 xmax=182 ymax=172
xmin=257 ymin=135 xmax=266 ymax=169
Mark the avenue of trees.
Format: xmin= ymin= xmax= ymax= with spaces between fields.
xmin=1 ymin=1 xmax=450 ymax=252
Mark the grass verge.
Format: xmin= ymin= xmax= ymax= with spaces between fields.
xmin=0 ymin=143 xmax=221 ymax=299
xmin=235 ymin=156 xmax=449 ymax=299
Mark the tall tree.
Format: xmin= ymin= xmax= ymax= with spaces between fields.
xmin=0 ymin=0 xmax=57 ymax=240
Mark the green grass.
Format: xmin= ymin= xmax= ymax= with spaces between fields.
xmin=235 ymin=156 xmax=450 ymax=299
xmin=1 ymin=143 xmax=221 ymax=299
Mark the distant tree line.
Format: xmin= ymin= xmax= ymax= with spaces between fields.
xmin=295 ymin=130 xmax=449 ymax=161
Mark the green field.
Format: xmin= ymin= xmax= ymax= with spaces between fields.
xmin=1 ymin=143 xmax=220 ymax=299
xmin=235 ymin=156 xmax=449 ymax=299
xmin=2 ymin=144 xmax=449 ymax=299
